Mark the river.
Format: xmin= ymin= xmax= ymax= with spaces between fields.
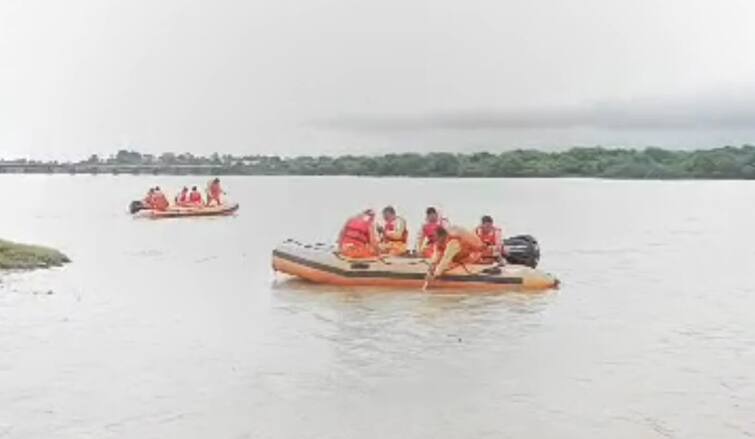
xmin=1 ymin=175 xmax=754 ymax=438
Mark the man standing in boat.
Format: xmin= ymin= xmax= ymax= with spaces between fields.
xmin=377 ymin=206 xmax=409 ymax=256
xmin=338 ymin=209 xmax=379 ymax=259
xmin=206 ymin=178 xmax=225 ymax=206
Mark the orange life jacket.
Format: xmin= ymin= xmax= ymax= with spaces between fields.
xmin=475 ymin=226 xmax=501 ymax=247
xmin=422 ymin=222 xmax=443 ymax=245
xmin=436 ymin=227 xmax=484 ymax=263
xmin=189 ymin=191 xmax=203 ymax=204
xmin=152 ymin=193 xmax=169 ymax=211
xmin=383 ymin=217 xmax=408 ymax=243
xmin=210 ymin=182 xmax=222 ymax=199
xmin=341 ymin=216 xmax=373 ymax=246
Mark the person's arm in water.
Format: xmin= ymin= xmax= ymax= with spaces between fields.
xmin=431 ymin=240 xmax=462 ymax=277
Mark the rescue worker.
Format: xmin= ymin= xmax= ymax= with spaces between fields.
xmin=416 ymin=207 xmax=449 ymax=258
xmin=151 ymin=186 xmax=169 ymax=211
xmin=377 ymin=206 xmax=408 ymax=256
xmin=475 ymin=215 xmax=503 ymax=263
xmin=206 ymin=178 xmax=224 ymax=206
xmin=143 ymin=188 xmax=156 ymax=208
xmin=337 ymin=209 xmax=379 ymax=259
xmin=426 ymin=226 xmax=485 ymax=280
xmin=188 ymin=186 xmax=203 ymax=206
xmin=175 ymin=187 xmax=189 ymax=206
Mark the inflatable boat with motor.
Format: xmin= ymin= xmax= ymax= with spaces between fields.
xmin=130 ymin=200 xmax=239 ymax=218
xmin=272 ymin=239 xmax=558 ymax=292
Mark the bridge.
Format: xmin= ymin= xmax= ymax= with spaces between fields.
xmin=0 ymin=163 xmax=232 ymax=175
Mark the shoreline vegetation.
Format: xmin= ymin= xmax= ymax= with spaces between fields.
xmin=0 ymin=239 xmax=71 ymax=270
xmin=2 ymin=145 xmax=755 ymax=179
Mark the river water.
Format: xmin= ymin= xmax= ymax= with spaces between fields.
xmin=1 ymin=175 xmax=754 ymax=438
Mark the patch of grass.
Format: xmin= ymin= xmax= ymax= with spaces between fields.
xmin=0 ymin=239 xmax=71 ymax=270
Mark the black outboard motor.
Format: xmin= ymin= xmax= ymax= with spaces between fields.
xmin=502 ymin=235 xmax=540 ymax=268
xmin=129 ymin=200 xmax=146 ymax=214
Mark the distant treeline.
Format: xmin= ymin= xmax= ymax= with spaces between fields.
xmin=4 ymin=146 xmax=755 ymax=179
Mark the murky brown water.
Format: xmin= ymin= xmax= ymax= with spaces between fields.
xmin=1 ymin=175 xmax=754 ymax=438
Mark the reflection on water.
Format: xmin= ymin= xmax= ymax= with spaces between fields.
xmin=1 ymin=175 xmax=754 ymax=439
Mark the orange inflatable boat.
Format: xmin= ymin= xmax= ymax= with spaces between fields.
xmin=133 ymin=203 xmax=239 ymax=219
xmin=272 ymin=240 xmax=559 ymax=293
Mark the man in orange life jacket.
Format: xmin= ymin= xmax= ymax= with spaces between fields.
xmin=175 ymin=187 xmax=189 ymax=206
xmin=427 ymin=226 xmax=485 ymax=280
xmin=475 ymin=215 xmax=503 ymax=263
xmin=337 ymin=209 xmax=379 ymax=259
xmin=143 ymin=188 xmax=156 ymax=208
xmin=151 ymin=186 xmax=170 ymax=211
xmin=416 ymin=207 xmax=449 ymax=258
xmin=206 ymin=178 xmax=224 ymax=206
xmin=188 ymin=186 xmax=203 ymax=206
xmin=377 ymin=206 xmax=408 ymax=256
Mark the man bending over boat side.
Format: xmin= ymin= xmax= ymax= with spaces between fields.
xmin=426 ymin=226 xmax=485 ymax=280
xmin=338 ymin=209 xmax=380 ymax=259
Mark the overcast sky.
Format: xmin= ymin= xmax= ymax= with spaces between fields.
xmin=2 ymin=0 xmax=755 ymax=159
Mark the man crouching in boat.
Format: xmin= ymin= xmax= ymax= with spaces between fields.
xmin=426 ymin=226 xmax=485 ymax=280
xmin=416 ymin=207 xmax=449 ymax=258
xmin=337 ymin=209 xmax=379 ymax=259
xmin=143 ymin=188 xmax=156 ymax=209
xmin=188 ymin=186 xmax=204 ymax=206
xmin=175 ymin=187 xmax=190 ymax=206
xmin=377 ymin=206 xmax=408 ymax=256
xmin=475 ymin=215 xmax=503 ymax=264
xmin=151 ymin=186 xmax=170 ymax=211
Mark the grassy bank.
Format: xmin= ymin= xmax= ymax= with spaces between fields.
xmin=0 ymin=239 xmax=71 ymax=270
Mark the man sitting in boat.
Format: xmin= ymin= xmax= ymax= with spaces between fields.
xmin=475 ymin=215 xmax=503 ymax=263
xmin=338 ymin=209 xmax=379 ymax=259
xmin=143 ymin=187 xmax=156 ymax=208
xmin=426 ymin=226 xmax=485 ymax=280
xmin=175 ymin=187 xmax=190 ymax=206
xmin=206 ymin=178 xmax=225 ymax=206
xmin=416 ymin=207 xmax=449 ymax=258
xmin=377 ymin=206 xmax=408 ymax=256
xmin=151 ymin=186 xmax=170 ymax=211
xmin=188 ymin=186 xmax=203 ymax=206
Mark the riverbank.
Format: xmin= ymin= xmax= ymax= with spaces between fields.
xmin=0 ymin=239 xmax=70 ymax=270
xmin=2 ymin=145 xmax=755 ymax=179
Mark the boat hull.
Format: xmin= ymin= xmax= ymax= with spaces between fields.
xmin=272 ymin=241 xmax=559 ymax=293
xmin=135 ymin=203 xmax=239 ymax=219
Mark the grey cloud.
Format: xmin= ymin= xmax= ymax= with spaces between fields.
xmin=315 ymin=94 xmax=755 ymax=133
